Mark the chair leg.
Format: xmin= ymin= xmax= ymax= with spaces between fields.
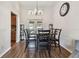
xmin=24 ymin=41 xmax=29 ymax=52
xmin=58 ymin=41 xmax=61 ymax=53
xmin=48 ymin=50 xmax=51 ymax=57
xmin=48 ymin=45 xmax=51 ymax=57
xmin=59 ymin=45 xmax=61 ymax=53
xmin=35 ymin=41 xmax=38 ymax=52
xmin=54 ymin=41 xmax=56 ymax=47
xmin=24 ymin=45 xmax=27 ymax=52
xmin=58 ymin=45 xmax=62 ymax=57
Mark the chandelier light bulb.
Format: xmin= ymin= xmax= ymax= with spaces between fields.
xmin=28 ymin=10 xmax=33 ymax=15
xmin=28 ymin=1 xmax=43 ymax=16
xmin=33 ymin=8 xmax=37 ymax=15
xmin=38 ymin=10 xmax=43 ymax=15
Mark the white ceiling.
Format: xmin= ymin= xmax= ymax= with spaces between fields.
xmin=19 ymin=1 xmax=57 ymax=9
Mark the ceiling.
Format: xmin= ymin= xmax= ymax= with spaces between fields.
xmin=19 ymin=1 xmax=57 ymax=9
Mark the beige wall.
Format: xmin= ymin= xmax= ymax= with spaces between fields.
xmin=0 ymin=2 xmax=20 ymax=57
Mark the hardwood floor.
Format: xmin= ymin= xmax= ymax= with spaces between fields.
xmin=2 ymin=41 xmax=71 ymax=58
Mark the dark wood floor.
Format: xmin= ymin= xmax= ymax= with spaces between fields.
xmin=2 ymin=41 xmax=71 ymax=58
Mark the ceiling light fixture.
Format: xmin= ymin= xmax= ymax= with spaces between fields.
xmin=28 ymin=1 xmax=43 ymax=16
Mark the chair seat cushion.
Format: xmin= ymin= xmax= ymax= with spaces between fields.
xmin=39 ymin=42 xmax=48 ymax=46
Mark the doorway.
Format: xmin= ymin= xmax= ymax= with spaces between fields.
xmin=11 ymin=12 xmax=16 ymax=47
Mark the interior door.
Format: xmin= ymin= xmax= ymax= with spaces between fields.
xmin=11 ymin=12 xmax=16 ymax=47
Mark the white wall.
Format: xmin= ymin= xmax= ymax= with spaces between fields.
xmin=0 ymin=2 xmax=20 ymax=57
xmin=52 ymin=1 xmax=79 ymax=53
xmin=20 ymin=6 xmax=54 ymax=29
xmin=42 ymin=7 xmax=54 ymax=29
xmin=14 ymin=1 xmax=79 ymax=54
xmin=0 ymin=2 xmax=11 ymax=57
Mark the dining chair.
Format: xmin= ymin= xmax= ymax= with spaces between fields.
xmin=51 ymin=29 xmax=62 ymax=53
xmin=24 ymin=29 xmax=29 ymax=51
xmin=49 ymin=24 xmax=53 ymax=29
xmin=37 ymin=30 xmax=51 ymax=57
xmin=49 ymin=24 xmax=53 ymax=35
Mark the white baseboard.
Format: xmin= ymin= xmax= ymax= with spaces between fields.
xmin=0 ymin=47 xmax=11 ymax=57
xmin=61 ymin=45 xmax=72 ymax=53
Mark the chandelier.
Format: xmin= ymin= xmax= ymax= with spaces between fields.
xmin=28 ymin=1 xmax=43 ymax=16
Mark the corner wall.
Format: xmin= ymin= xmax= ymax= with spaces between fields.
xmin=52 ymin=1 xmax=79 ymax=53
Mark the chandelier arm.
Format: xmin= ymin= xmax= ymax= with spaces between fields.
xmin=35 ymin=1 xmax=38 ymax=15
xmin=37 ymin=1 xmax=38 ymax=11
xmin=28 ymin=1 xmax=43 ymax=15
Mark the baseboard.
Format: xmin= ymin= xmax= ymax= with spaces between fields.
xmin=0 ymin=47 xmax=11 ymax=57
xmin=61 ymin=45 xmax=72 ymax=53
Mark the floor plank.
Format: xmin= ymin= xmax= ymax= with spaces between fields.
xmin=2 ymin=41 xmax=71 ymax=58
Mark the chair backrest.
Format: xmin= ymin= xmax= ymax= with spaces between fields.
xmin=49 ymin=24 xmax=53 ymax=29
xmin=49 ymin=24 xmax=53 ymax=34
xmin=38 ymin=30 xmax=50 ymax=41
xmin=38 ymin=30 xmax=50 ymax=34
xmin=24 ymin=29 xmax=29 ymax=40
xmin=54 ymin=29 xmax=62 ymax=40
